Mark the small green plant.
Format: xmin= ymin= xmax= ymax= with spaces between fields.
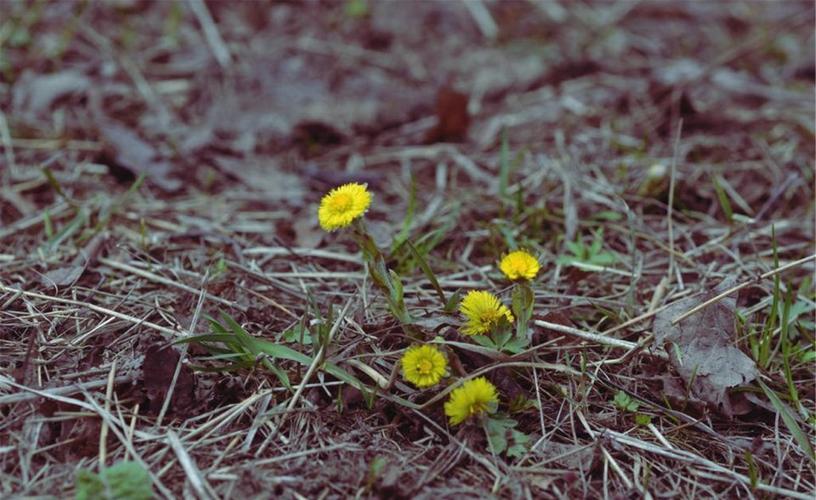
xmin=344 ymin=0 xmax=369 ymax=18
xmin=75 ymin=461 xmax=153 ymax=500
xmin=281 ymin=317 xmax=313 ymax=345
xmin=613 ymin=390 xmax=640 ymax=413
xmin=484 ymin=414 xmax=530 ymax=459
xmin=711 ymin=174 xmax=734 ymax=224
xmin=470 ymin=316 xmax=529 ymax=354
xmin=176 ymin=312 xmax=367 ymax=393
xmin=557 ymin=229 xmax=617 ymax=269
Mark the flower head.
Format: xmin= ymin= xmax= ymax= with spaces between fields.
xmin=459 ymin=290 xmax=514 ymax=336
xmin=499 ymin=250 xmax=540 ymax=281
xmin=401 ymin=344 xmax=447 ymax=388
xmin=318 ymin=183 xmax=372 ymax=231
xmin=444 ymin=377 xmax=499 ymax=425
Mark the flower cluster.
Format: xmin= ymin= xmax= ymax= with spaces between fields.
xmin=317 ymin=183 xmax=542 ymax=427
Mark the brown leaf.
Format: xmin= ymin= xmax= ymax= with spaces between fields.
xmin=12 ymin=70 xmax=90 ymax=117
xmin=39 ymin=233 xmax=108 ymax=287
xmin=425 ymin=86 xmax=470 ymax=143
xmin=98 ymin=121 xmax=181 ymax=192
xmin=653 ymin=279 xmax=758 ymax=417
xmin=532 ymin=441 xmax=596 ymax=471
xmin=40 ymin=265 xmax=85 ymax=288
xmin=141 ymin=343 xmax=196 ymax=414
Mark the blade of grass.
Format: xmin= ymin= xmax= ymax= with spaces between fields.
xmin=406 ymin=241 xmax=446 ymax=307
xmin=499 ymin=127 xmax=510 ymax=201
xmin=757 ymin=379 xmax=815 ymax=463
xmin=712 ymin=174 xmax=734 ymax=224
xmin=391 ymin=175 xmax=417 ymax=253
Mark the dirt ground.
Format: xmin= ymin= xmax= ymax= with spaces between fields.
xmin=1 ymin=1 xmax=814 ymax=498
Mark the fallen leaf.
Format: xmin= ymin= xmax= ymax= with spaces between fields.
xmin=292 ymin=215 xmax=323 ymax=249
xmin=40 ymin=265 xmax=85 ymax=288
xmin=141 ymin=343 xmax=195 ymax=414
xmin=653 ymin=279 xmax=758 ymax=417
xmin=425 ymin=86 xmax=470 ymax=143
xmin=98 ymin=121 xmax=181 ymax=192
xmin=532 ymin=441 xmax=596 ymax=471
xmin=12 ymin=69 xmax=90 ymax=117
xmin=39 ymin=232 xmax=108 ymax=287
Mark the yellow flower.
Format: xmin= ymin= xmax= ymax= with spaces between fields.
xmin=401 ymin=344 xmax=447 ymax=388
xmin=499 ymin=250 xmax=540 ymax=281
xmin=459 ymin=290 xmax=514 ymax=335
xmin=444 ymin=377 xmax=499 ymax=425
xmin=318 ymin=183 xmax=372 ymax=231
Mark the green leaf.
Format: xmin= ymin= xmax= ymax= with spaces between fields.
xmin=712 ymin=174 xmax=734 ymax=224
xmin=471 ymin=335 xmax=497 ymax=350
xmin=391 ymin=175 xmax=416 ymax=252
xmin=589 ymin=230 xmax=603 ymax=256
xmin=406 ymin=241 xmax=447 ymax=307
xmin=499 ymin=127 xmax=511 ymax=201
xmin=501 ymin=336 xmax=529 ymax=354
xmin=613 ymin=390 xmax=639 ymax=413
xmin=744 ymin=450 xmax=759 ymax=490
xmin=484 ymin=415 xmax=530 ymax=459
xmin=76 ymin=461 xmax=154 ymax=500
xmin=344 ymin=0 xmax=369 ymax=18
xmin=589 ymin=251 xmax=617 ymax=266
xmin=444 ymin=289 xmax=463 ymax=314
xmin=248 ymin=336 xmax=313 ymax=365
xmin=507 ymin=429 xmax=530 ymax=459
xmin=492 ymin=317 xmax=513 ymax=349
xmin=565 ymin=240 xmax=584 ymax=258
xmin=799 ymin=349 xmax=816 ymax=364
xmin=388 ymin=269 xmax=404 ymax=305
xmin=174 ymin=333 xmax=238 ymax=345
xmin=592 ymin=210 xmax=623 ymax=221
xmin=758 ymin=379 xmax=815 ymax=463
xmin=485 ymin=416 xmax=511 ymax=455
xmin=45 ymin=207 xmax=88 ymax=252
xmin=281 ymin=319 xmax=313 ymax=345
xmin=192 ymin=313 xmax=372 ymax=394
xmin=511 ymin=283 xmax=534 ymax=340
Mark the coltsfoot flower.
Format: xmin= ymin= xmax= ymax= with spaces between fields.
xmin=499 ymin=250 xmax=540 ymax=281
xmin=459 ymin=290 xmax=514 ymax=335
xmin=444 ymin=377 xmax=499 ymax=425
xmin=318 ymin=183 xmax=372 ymax=231
xmin=401 ymin=344 xmax=447 ymax=388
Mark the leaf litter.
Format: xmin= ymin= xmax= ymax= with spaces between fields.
xmin=0 ymin=1 xmax=814 ymax=499
xmin=654 ymin=278 xmax=759 ymax=417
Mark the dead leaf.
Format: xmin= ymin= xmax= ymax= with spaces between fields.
xmin=425 ymin=86 xmax=470 ymax=143
xmin=12 ymin=70 xmax=90 ymax=117
xmin=213 ymin=157 xmax=304 ymax=202
xmin=141 ymin=343 xmax=195 ymax=414
xmin=98 ymin=121 xmax=181 ymax=192
xmin=653 ymin=279 xmax=758 ymax=417
xmin=40 ymin=265 xmax=85 ymax=288
xmin=39 ymin=232 xmax=108 ymax=287
xmin=655 ymin=58 xmax=704 ymax=86
xmin=292 ymin=215 xmax=323 ymax=249
xmin=532 ymin=441 xmax=596 ymax=471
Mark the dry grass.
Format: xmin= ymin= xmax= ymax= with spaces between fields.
xmin=1 ymin=1 xmax=814 ymax=498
